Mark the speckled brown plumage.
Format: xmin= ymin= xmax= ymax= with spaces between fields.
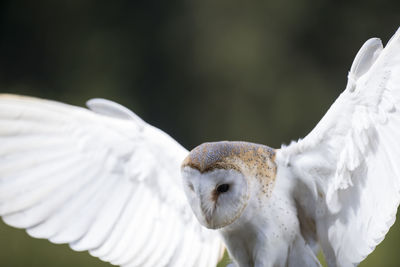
xmin=182 ymin=141 xmax=277 ymax=192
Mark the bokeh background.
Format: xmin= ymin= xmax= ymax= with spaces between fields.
xmin=0 ymin=1 xmax=399 ymax=266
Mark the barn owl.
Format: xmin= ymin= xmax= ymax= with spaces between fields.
xmin=1 ymin=27 xmax=400 ymax=267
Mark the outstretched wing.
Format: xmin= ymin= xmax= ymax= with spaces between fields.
xmin=0 ymin=95 xmax=223 ymax=267
xmin=278 ymin=28 xmax=400 ymax=266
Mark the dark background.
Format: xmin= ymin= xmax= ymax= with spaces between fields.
xmin=0 ymin=1 xmax=399 ymax=266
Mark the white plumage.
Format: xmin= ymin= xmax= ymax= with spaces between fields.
xmin=277 ymin=29 xmax=400 ymax=266
xmin=0 ymin=95 xmax=223 ymax=266
xmin=2 ymin=27 xmax=400 ymax=267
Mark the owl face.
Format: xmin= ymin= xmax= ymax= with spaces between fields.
xmin=181 ymin=166 xmax=250 ymax=229
xmin=181 ymin=141 xmax=276 ymax=229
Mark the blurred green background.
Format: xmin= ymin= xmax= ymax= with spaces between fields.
xmin=0 ymin=0 xmax=400 ymax=266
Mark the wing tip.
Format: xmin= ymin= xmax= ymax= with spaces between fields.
xmin=86 ymin=98 xmax=145 ymax=125
xmin=348 ymin=37 xmax=383 ymax=83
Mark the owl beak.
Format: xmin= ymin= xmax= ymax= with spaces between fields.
xmin=200 ymin=209 xmax=217 ymax=229
xmin=198 ymin=192 xmax=218 ymax=229
xmin=194 ymin=202 xmax=212 ymax=228
xmin=187 ymin=190 xmax=212 ymax=228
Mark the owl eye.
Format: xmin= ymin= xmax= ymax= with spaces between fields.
xmin=216 ymin=184 xmax=230 ymax=193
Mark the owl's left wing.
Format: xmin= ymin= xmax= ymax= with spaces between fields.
xmin=0 ymin=94 xmax=223 ymax=267
xmin=278 ymin=28 xmax=400 ymax=266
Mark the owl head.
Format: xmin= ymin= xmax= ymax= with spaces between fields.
xmin=181 ymin=141 xmax=276 ymax=229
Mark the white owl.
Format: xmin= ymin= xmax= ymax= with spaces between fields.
xmin=1 ymin=28 xmax=400 ymax=267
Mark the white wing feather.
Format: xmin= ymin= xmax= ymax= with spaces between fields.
xmin=278 ymin=28 xmax=400 ymax=266
xmin=0 ymin=94 xmax=223 ymax=267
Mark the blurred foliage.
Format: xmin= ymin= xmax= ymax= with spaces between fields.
xmin=0 ymin=0 xmax=400 ymax=266
xmin=217 ymin=250 xmax=231 ymax=267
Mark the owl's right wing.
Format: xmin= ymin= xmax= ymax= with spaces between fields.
xmin=0 ymin=94 xmax=223 ymax=267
